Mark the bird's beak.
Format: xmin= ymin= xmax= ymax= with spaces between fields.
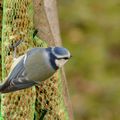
xmin=70 ymin=55 xmax=72 ymax=58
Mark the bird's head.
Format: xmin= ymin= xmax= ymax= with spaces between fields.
xmin=47 ymin=47 xmax=71 ymax=69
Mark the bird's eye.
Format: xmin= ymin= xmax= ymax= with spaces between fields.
xmin=64 ymin=57 xmax=68 ymax=60
xmin=57 ymin=57 xmax=68 ymax=60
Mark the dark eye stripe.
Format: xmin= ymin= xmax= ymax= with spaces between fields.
xmin=57 ymin=57 xmax=68 ymax=60
xmin=64 ymin=57 xmax=68 ymax=60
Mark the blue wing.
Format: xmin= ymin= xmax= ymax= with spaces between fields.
xmin=0 ymin=54 xmax=36 ymax=93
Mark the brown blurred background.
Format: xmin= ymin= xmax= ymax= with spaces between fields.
xmin=58 ymin=0 xmax=120 ymax=120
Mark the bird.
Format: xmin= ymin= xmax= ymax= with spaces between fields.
xmin=0 ymin=47 xmax=71 ymax=93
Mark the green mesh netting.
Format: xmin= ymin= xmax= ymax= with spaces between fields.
xmin=35 ymin=71 xmax=69 ymax=120
xmin=1 ymin=0 xmax=37 ymax=119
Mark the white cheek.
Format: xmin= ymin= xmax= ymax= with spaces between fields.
xmin=55 ymin=59 xmax=68 ymax=68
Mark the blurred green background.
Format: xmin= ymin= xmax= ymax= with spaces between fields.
xmin=58 ymin=0 xmax=120 ymax=120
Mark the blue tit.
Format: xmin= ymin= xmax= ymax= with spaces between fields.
xmin=0 ymin=47 xmax=71 ymax=93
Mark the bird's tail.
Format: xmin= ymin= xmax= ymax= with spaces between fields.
xmin=0 ymin=80 xmax=9 ymax=93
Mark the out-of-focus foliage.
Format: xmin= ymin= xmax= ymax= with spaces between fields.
xmin=58 ymin=0 xmax=120 ymax=120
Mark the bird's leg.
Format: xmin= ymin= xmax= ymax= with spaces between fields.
xmin=13 ymin=46 xmax=17 ymax=58
xmin=33 ymin=29 xmax=38 ymax=38
xmin=9 ymin=39 xmax=23 ymax=58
